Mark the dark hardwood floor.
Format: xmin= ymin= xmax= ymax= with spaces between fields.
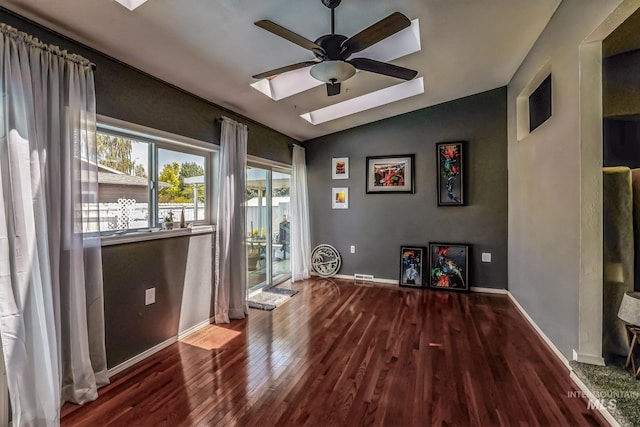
xmin=61 ymin=278 xmax=608 ymax=426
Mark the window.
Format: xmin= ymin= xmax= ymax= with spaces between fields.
xmin=96 ymin=120 xmax=214 ymax=233
xmin=157 ymin=148 xmax=207 ymax=224
xmin=529 ymin=73 xmax=552 ymax=132
xmin=97 ymin=133 xmax=151 ymax=231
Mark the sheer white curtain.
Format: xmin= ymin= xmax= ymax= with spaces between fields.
xmin=0 ymin=24 xmax=108 ymax=425
xmin=290 ymin=145 xmax=311 ymax=282
xmin=215 ymin=117 xmax=248 ymax=323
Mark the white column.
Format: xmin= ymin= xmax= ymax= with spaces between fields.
xmin=577 ymin=41 xmax=604 ymax=366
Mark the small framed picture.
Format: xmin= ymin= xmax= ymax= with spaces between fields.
xmin=332 ymin=157 xmax=349 ymax=180
xmin=428 ymin=243 xmax=469 ymax=292
xmin=399 ymin=246 xmax=424 ymax=288
xmin=366 ymin=154 xmax=414 ymax=193
xmin=332 ymin=187 xmax=349 ymax=209
xmin=436 ymin=142 xmax=465 ymax=206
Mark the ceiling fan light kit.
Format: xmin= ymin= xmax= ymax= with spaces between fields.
xmin=309 ymin=61 xmax=356 ymax=84
xmin=253 ymin=0 xmax=418 ymax=98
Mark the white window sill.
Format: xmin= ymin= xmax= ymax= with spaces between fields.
xmin=101 ymin=225 xmax=215 ymax=246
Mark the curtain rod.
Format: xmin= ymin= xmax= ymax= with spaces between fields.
xmin=0 ymin=22 xmax=97 ymax=71
xmin=216 ymin=116 xmax=250 ymax=131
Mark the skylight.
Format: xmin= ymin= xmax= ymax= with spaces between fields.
xmin=300 ymin=77 xmax=424 ymax=125
xmin=250 ymin=19 xmax=421 ymax=101
xmin=114 ymin=0 xmax=147 ymax=11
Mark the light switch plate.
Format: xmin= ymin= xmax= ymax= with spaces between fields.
xmin=145 ymin=288 xmax=156 ymax=305
xmin=481 ymin=253 xmax=492 ymax=263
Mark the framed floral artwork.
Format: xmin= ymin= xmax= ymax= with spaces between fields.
xmin=366 ymin=154 xmax=414 ymax=194
xmin=428 ymin=243 xmax=469 ymax=292
xmin=332 ymin=157 xmax=349 ymax=179
xmin=436 ymin=142 xmax=464 ymax=205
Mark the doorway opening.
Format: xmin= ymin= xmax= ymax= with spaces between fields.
xmin=245 ymin=163 xmax=291 ymax=291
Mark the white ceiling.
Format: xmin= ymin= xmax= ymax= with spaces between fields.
xmin=2 ymin=0 xmax=561 ymax=141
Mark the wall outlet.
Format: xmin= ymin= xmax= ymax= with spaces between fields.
xmin=145 ymin=288 xmax=156 ymax=305
xmin=350 ymin=245 xmax=356 ymax=254
xmin=481 ymin=252 xmax=492 ymax=263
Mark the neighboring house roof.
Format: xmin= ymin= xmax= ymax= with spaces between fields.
xmin=97 ymin=163 xmax=125 ymax=174
xmin=98 ymin=172 xmax=171 ymax=188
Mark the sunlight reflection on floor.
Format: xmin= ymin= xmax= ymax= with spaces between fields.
xmin=180 ymin=325 xmax=242 ymax=350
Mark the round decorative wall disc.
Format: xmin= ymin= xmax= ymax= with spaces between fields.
xmin=311 ymin=244 xmax=342 ymax=277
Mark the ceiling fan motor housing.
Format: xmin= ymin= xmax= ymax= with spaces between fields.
xmin=321 ymin=0 xmax=341 ymax=9
xmin=313 ymin=34 xmax=349 ymax=61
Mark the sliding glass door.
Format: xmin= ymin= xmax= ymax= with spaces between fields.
xmin=272 ymin=170 xmax=291 ymax=284
xmin=245 ymin=164 xmax=291 ymax=290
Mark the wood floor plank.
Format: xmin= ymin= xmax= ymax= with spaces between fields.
xmin=61 ymin=277 xmax=609 ymax=426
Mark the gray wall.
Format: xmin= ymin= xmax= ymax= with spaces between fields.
xmin=102 ymin=233 xmax=213 ymax=368
xmin=304 ymin=87 xmax=508 ymax=288
xmin=0 ymin=7 xmax=296 ymax=164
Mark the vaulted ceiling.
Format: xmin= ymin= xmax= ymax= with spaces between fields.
xmin=3 ymin=0 xmax=561 ymax=141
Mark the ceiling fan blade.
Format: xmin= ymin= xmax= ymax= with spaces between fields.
xmin=349 ymin=58 xmax=417 ymax=80
xmin=252 ymin=61 xmax=319 ymax=80
xmin=341 ymin=12 xmax=411 ymax=57
xmin=255 ymin=20 xmax=325 ymax=56
xmin=326 ymin=82 xmax=341 ymax=96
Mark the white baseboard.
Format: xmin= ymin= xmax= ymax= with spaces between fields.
xmin=108 ymin=317 xmax=213 ymax=378
xmin=507 ymin=291 xmax=571 ymax=370
xmin=178 ymin=318 xmax=213 ymax=340
xmin=470 ymin=287 xmax=508 ymax=294
xmin=318 ymin=272 xmax=508 ymax=295
xmin=350 ymin=275 xmax=399 ymax=287
xmin=312 ymin=272 xmax=400 ymax=286
xmin=317 ymin=273 xmax=511 ymax=293
xmin=331 ymin=273 xmax=356 ymax=280
xmin=108 ymin=337 xmax=178 ymax=377
xmin=375 ymin=278 xmax=400 ymax=285
xmin=569 ymin=371 xmax=620 ymax=427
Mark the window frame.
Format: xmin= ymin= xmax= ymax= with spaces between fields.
xmin=96 ymin=115 xmax=217 ymax=234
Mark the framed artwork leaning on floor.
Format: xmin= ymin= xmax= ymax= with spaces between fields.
xmin=399 ymin=246 xmax=424 ymax=288
xmin=428 ymin=243 xmax=469 ymax=291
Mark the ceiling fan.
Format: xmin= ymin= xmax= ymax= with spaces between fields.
xmin=252 ymin=0 xmax=418 ymax=96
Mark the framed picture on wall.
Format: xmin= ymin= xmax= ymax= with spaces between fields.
xmin=366 ymin=154 xmax=414 ymax=193
xmin=332 ymin=187 xmax=349 ymax=209
xmin=332 ymin=157 xmax=349 ymax=179
xmin=399 ymin=246 xmax=425 ymax=288
xmin=436 ymin=142 xmax=465 ymax=205
xmin=428 ymin=243 xmax=469 ymax=291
